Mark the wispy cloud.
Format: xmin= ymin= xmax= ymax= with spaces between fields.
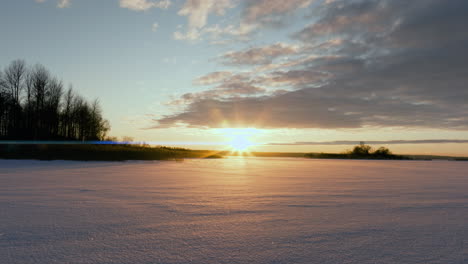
xmin=242 ymin=0 xmax=314 ymax=26
xmin=178 ymin=0 xmax=232 ymax=29
xmin=35 ymin=0 xmax=171 ymax=10
xmin=156 ymin=0 xmax=468 ymax=130
xmin=57 ymin=0 xmax=70 ymax=8
xmin=193 ymin=71 xmax=233 ymax=85
xmin=34 ymin=0 xmax=70 ymax=8
xmin=119 ymin=0 xmax=171 ymax=11
xmin=174 ymin=0 xmax=234 ymax=41
xmin=221 ymin=43 xmax=299 ymax=66
xmin=151 ymin=22 xmax=159 ymax=32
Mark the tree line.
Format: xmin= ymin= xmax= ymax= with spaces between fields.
xmin=0 ymin=60 xmax=109 ymax=141
xmin=305 ymin=143 xmax=410 ymax=160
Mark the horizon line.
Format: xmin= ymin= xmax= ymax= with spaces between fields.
xmin=1 ymin=139 xmax=468 ymax=146
xmin=268 ymin=140 xmax=468 ymax=146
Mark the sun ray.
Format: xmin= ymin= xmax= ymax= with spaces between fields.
xmin=229 ymin=134 xmax=254 ymax=152
xmin=216 ymin=128 xmax=261 ymax=154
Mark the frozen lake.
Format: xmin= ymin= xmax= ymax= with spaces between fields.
xmin=1 ymin=158 xmax=467 ymax=263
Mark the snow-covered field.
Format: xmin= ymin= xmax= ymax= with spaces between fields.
xmin=1 ymin=158 xmax=467 ymax=264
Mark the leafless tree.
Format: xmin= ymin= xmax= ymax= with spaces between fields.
xmin=3 ymin=60 xmax=26 ymax=103
xmin=0 ymin=60 xmax=110 ymax=140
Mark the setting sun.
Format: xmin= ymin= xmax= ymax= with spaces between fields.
xmin=217 ymin=128 xmax=261 ymax=152
xmin=229 ymin=135 xmax=254 ymax=151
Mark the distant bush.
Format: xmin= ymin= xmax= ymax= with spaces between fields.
xmin=204 ymin=154 xmax=223 ymax=159
xmin=350 ymin=144 xmax=372 ymax=156
xmin=373 ymin=147 xmax=392 ymax=157
xmin=305 ymin=144 xmax=410 ymax=160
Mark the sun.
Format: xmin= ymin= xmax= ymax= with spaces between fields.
xmin=229 ymin=134 xmax=254 ymax=151
xmin=217 ymin=128 xmax=260 ymax=152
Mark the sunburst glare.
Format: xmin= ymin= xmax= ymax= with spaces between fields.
xmin=216 ymin=128 xmax=262 ymax=153
xmin=229 ymin=134 xmax=254 ymax=151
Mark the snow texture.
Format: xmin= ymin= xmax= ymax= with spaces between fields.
xmin=1 ymin=158 xmax=467 ymax=263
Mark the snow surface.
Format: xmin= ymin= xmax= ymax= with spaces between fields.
xmin=1 ymin=158 xmax=467 ymax=264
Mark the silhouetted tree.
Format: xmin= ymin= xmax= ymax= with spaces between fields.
xmin=61 ymin=86 xmax=74 ymax=138
xmin=351 ymin=143 xmax=372 ymax=156
xmin=0 ymin=60 xmax=109 ymax=141
xmin=0 ymin=60 xmax=26 ymax=136
xmin=3 ymin=60 xmax=26 ymax=103
xmin=373 ymin=147 xmax=392 ymax=157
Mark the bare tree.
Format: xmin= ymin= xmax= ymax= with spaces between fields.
xmin=90 ymin=99 xmax=110 ymax=140
xmin=30 ymin=64 xmax=50 ymax=138
xmin=0 ymin=70 xmax=7 ymax=136
xmin=0 ymin=60 xmax=110 ymax=140
xmin=45 ymin=77 xmax=63 ymax=138
xmin=25 ymin=70 xmax=34 ymax=106
xmin=3 ymin=60 xmax=26 ymax=103
xmin=62 ymin=85 xmax=74 ymax=138
xmin=0 ymin=70 xmax=5 ymax=91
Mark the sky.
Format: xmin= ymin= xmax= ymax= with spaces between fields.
xmin=1 ymin=0 xmax=468 ymax=155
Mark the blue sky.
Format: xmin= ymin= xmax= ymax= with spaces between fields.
xmin=1 ymin=0 xmax=468 ymax=155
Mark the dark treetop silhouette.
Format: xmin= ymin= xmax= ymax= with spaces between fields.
xmin=305 ymin=144 xmax=410 ymax=160
xmin=0 ymin=60 xmax=109 ymax=141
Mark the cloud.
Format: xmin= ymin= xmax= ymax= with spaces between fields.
xmin=264 ymin=69 xmax=330 ymax=88
xmin=158 ymin=73 xmax=466 ymax=129
xmin=174 ymin=0 xmax=233 ymax=41
xmin=192 ymin=0 xmax=316 ymax=43
xmin=35 ymin=0 xmax=171 ymax=10
xmin=173 ymin=0 xmax=315 ymax=43
xmin=119 ymin=0 xmax=171 ymax=11
xmin=173 ymin=30 xmax=201 ymax=41
xmin=34 ymin=0 xmax=70 ymax=8
xmin=169 ymin=72 xmax=267 ymax=107
xmin=221 ymin=43 xmax=299 ymax=66
xmin=202 ymin=23 xmax=257 ymax=43
xmin=242 ymin=0 xmax=314 ymax=27
xmin=178 ymin=0 xmax=232 ymax=29
xmin=172 ymin=0 xmax=317 ymax=42
xmin=158 ymin=89 xmax=363 ymax=129
xmin=57 ymin=0 xmax=70 ymax=8
xmin=293 ymin=0 xmax=394 ymax=40
xmin=151 ymin=22 xmax=159 ymax=32
xmin=214 ymin=75 xmax=266 ymax=95
xmin=155 ymin=0 xmax=468 ymax=130
xmin=193 ymin=71 xmax=233 ymax=85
